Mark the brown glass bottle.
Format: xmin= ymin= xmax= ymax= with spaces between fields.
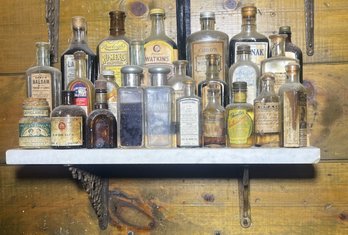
xmin=86 ymin=80 xmax=117 ymax=148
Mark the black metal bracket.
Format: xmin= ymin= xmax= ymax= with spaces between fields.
xmin=238 ymin=166 xmax=252 ymax=228
xmin=45 ymin=0 xmax=60 ymax=64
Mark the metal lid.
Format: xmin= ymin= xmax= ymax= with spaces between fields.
xmin=200 ymin=11 xmax=215 ymax=19
xmin=232 ymin=81 xmax=247 ymax=91
xmin=237 ymin=44 xmax=251 ymax=54
xmin=150 ymin=8 xmax=165 ymax=15
xmin=148 ymin=66 xmax=171 ymax=75
xmin=121 ymin=65 xmax=143 ymax=74
xmin=72 ymin=16 xmax=86 ymax=29
xmin=241 ymin=4 xmax=257 ymax=17
xmin=279 ymin=26 xmax=291 ymax=34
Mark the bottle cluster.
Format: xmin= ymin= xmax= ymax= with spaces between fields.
xmin=21 ymin=4 xmax=307 ymax=149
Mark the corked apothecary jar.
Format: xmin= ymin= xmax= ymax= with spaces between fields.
xmin=18 ymin=98 xmax=51 ymax=148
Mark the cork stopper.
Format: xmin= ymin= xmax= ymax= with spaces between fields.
xmin=150 ymin=8 xmax=165 ymax=15
xmin=237 ymin=44 xmax=251 ymax=54
xmin=95 ymin=80 xmax=107 ymax=90
xmin=73 ymin=50 xmax=86 ymax=60
xmin=279 ymin=26 xmax=291 ymax=34
xmin=200 ymin=11 xmax=215 ymax=19
xmin=241 ymin=4 xmax=257 ymax=17
xmin=109 ymin=10 xmax=126 ymax=34
xmin=285 ymin=62 xmax=300 ymax=73
xmin=269 ymin=34 xmax=287 ymax=43
xmin=72 ymin=16 xmax=86 ymax=30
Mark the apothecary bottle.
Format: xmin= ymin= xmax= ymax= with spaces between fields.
xmin=97 ymin=11 xmax=130 ymax=87
xmin=99 ymin=70 xmax=118 ymax=119
xmin=144 ymin=8 xmax=178 ymax=80
xmin=279 ymin=26 xmax=303 ymax=83
xmin=130 ymin=40 xmax=147 ymax=86
xmin=229 ymin=5 xmax=269 ymax=68
xmin=261 ymin=34 xmax=299 ymax=94
xmin=186 ymin=11 xmax=229 ymax=84
xmin=279 ymin=63 xmax=307 ymax=147
xmin=198 ymin=54 xmax=229 ymax=108
xmin=86 ymin=80 xmax=117 ymax=148
xmin=145 ymin=66 xmax=175 ymax=148
xmin=226 ymin=82 xmax=254 ymax=147
xmin=68 ymin=51 xmax=95 ymax=115
xmin=176 ymin=80 xmax=202 ymax=147
xmin=118 ymin=65 xmax=145 ymax=148
xmin=228 ymin=44 xmax=259 ymax=104
xmin=254 ymin=73 xmax=279 ymax=147
xmin=202 ymin=84 xmax=226 ymax=147
xmin=61 ymin=16 xmax=97 ymax=89
xmin=26 ymin=42 xmax=61 ymax=112
xmin=19 ymin=98 xmax=51 ymax=149
xmin=51 ymin=91 xmax=86 ymax=149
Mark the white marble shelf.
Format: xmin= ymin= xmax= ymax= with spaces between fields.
xmin=6 ymin=147 xmax=320 ymax=165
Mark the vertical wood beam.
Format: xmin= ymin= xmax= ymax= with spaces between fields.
xmin=176 ymin=0 xmax=190 ymax=60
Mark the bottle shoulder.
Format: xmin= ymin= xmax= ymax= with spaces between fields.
xmin=187 ymin=30 xmax=229 ymax=43
xmin=62 ymin=44 xmax=96 ymax=57
xmin=51 ymin=105 xmax=86 ymax=117
xmin=279 ymin=82 xmax=306 ymax=94
xmin=97 ymin=35 xmax=131 ymax=47
xmin=261 ymin=56 xmax=298 ymax=66
xmin=87 ymin=109 xmax=116 ymax=122
xmin=229 ymin=61 xmax=260 ymax=74
xmin=254 ymin=93 xmax=279 ymax=103
xmin=230 ymin=31 xmax=268 ymax=42
xmin=68 ymin=78 xmax=95 ymax=89
xmin=144 ymin=36 xmax=178 ymax=48
xmin=226 ymin=102 xmax=253 ymax=110
xmin=26 ymin=65 xmax=62 ymax=76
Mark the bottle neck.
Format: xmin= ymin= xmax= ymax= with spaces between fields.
xmin=110 ymin=18 xmax=125 ymax=36
xmin=260 ymin=80 xmax=275 ymax=94
xmin=200 ymin=18 xmax=215 ymax=30
xmin=184 ymin=83 xmax=195 ymax=97
xmin=173 ymin=63 xmax=187 ymax=76
xmin=233 ymin=91 xmax=247 ymax=103
xmin=241 ymin=17 xmax=257 ymax=32
xmin=95 ymin=89 xmax=108 ymax=109
xmin=287 ymin=72 xmax=300 ymax=83
xmin=236 ymin=53 xmax=250 ymax=62
xmin=75 ymin=58 xmax=87 ymax=80
xmin=71 ymin=28 xmax=87 ymax=45
xmin=36 ymin=46 xmax=50 ymax=67
xmin=206 ymin=65 xmax=220 ymax=80
xmin=271 ymin=41 xmax=286 ymax=57
xmin=131 ymin=42 xmax=145 ymax=66
xmin=151 ymin=14 xmax=166 ymax=36
xmin=284 ymin=32 xmax=292 ymax=43
xmin=207 ymin=91 xmax=220 ymax=105
xmin=151 ymin=74 xmax=167 ymax=86
xmin=62 ymin=94 xmax=74 ymax=105
xmin=122 ymin=74 xmax=141 ymax=87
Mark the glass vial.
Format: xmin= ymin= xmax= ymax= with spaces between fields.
xmin=99 ymin=70 xmax=119 ymax=119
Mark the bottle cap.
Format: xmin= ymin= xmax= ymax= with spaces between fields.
xmin=150 ymin=8 xmax=165 ymax=15
xmin=148 ymin=66 xmax=171 ymax=75
xmin=232 ymin=81 xmax=247 ymax=92
xmin=102 ymin=70 xmax=115 ymax=76
xmin=72 ymin=16 xmax=86 ymax=30
xmin=279 ymin=26 xmax=291 ymax=34
xmin=200 ymin=11 xmax=215 ymax=19
xmin=241 ymin=4 xmax=257 ymax=17
xmin=73 ymin=51 xmax=86 ymax=60
xmin=237 ymin=44 xmax=251 ymax=54
xmin=285 ymin=62 xmax=300 ymax=73
xmin=95 ymin=80 xmax=107 ymax=90
xmin=121 ymin=66 xmax=143 ymax=87
xmin=121 ymin=65 xmax=143 ymax=74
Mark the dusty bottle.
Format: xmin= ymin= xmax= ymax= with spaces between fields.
xmin=86 ymin=80 xmax=117 ymax=148
xmin=26 ymin=42 xmax=61 ymax=112
xmin=61 ymin=16 xmax=97 ymax=89
xmin=130 ymin=40 xmax=147 ymax=87
xmin=98 ymin=70 xmax=118 ymax=119
xmin=51 ymin=91 xmax=86 ymax=148
xmin=254 ymin=73 xmax=279 ymax=147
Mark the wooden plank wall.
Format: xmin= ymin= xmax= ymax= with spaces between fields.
xmin=0 ymin=0 xmax=348 ymax=234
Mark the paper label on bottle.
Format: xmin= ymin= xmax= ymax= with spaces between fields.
xmin=19 ymin=122 xmax=51 ymax=147
xmin=191 ymin=41 xmax=225 ymax=85
xmin=231 ymin=67 xmax=257 ymax=104
xmin=98 ymin=40 xmax=130 ymax=86
xmin=203 ymin=112 xmax=225 ymax=138
xmin=178 ymin=100 xmax=200 ymax=146
xmin=274 ymin=72 xmax=287 ymax=94
xmin=227 ymin=109 xmax=253 ymax=145
xmin=254 ymin=102 xmax=279 ymax=133
xmin=64 ymin=54 xmax=88 ymax=89
xmin=234 ymin=42 xmax=268 ymax=68
xmin=23 ymin=108 xmax=49 ymax=117
xmin=106 ymin=82 xmax=118 ymax=118
xmin=51 ymin=116 xmax=83 ymax=146
xmin=70 ymin=82 xmax=89 ymax=115
xmin=30 ymin=73 xmax=52 ymax=111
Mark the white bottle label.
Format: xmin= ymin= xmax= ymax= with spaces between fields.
xmin=231 ymin=67 xmax=257 ymax=104
xmin=64 ymin=54 xmax=88 ymax=89
xmin=30 ymin=73 xmax=52 ymax=111
xmin=178 ymin=100 xmax=200 ymax=146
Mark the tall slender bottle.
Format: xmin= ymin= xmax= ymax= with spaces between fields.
xmin=144 ymin=8 xmax=178 ymax=83
xmin=226 ymin=82 xmax=254 ymax=148
xmin=229 ymin=5 xmax=269 ymax=68
xmin=260 ymin=34 xmax=298 ymax=94
xmin=61 ymin=16 xmax=97 ymax=89
xmin=118 ymin=65 xmax=145 ymax=148
xmin=279 ymin=26 xmax=303 ymax=83
xmin=26 ymin=42 xmax=61 ymax=112
xmin=86 ymin=80 xmax=117 ymax=148
xmin=130 ymin=40 xmax=146 ymax=86
xmin=198 ymin=54 xmax=229 ymax=108
xmin=97 ymin=11 xmax=131 ymax=87
xmin=68 ymin=51 xmax=95 ymax=115
xmin=228 ymin=44 xmax=259 ymax=104
xmin=254 ymin=73 xmax=279 ymax=147
xmin=145 ymin=66 xmax=175 ymax=148
xmin=279 ymin=63 xmax=307 ymax=147
xmin=186 ymin=11 xmax=229 ymax=84
xmin=176 ymin=80 xmax=202 ymax=147
xmin=98 ymin=70 xmax=118 ymax=119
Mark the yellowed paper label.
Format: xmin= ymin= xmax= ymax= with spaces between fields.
xmin=254 ymin=102 xmax=279 ymax=133
xmin=227 ymin=109 xmax=253 ymax=145
xmin=51 ymin=117 xmax=83 ymax=146
xmin=30 ymin=73 xmax=52 ymax=111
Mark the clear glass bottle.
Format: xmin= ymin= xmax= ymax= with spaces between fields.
xmin=130 ymin=40 xmax=146 ymax=86
xmin=98 ymin=70 xmax=118 ymax=119
xmin=61 ymin=16 xmax=97 ymax=89
xmin=260 ymin=34 xmax=298 ymax=94
xmin=176 ymin=79 xmax=202 ymax=147
xmin=228 ymin=44 xmax=259 ymax=104
xmin=26 ymin=42 xmax=62 ymax=112
xmin=279 ymin=26 xmax=303 ymax=83
xmin=226 ymin=81 xmax=254 ymax=147
xmin=254 ymin=73 xmax=279 ymax=147
xmin=198 ymin=54 xmax=229 ymax=108
xmin=67 ymin=51 xmax=95 ymax=115
xmin=86 ymin=80 xmax=117 ymax=148
xmin=51 ymin=91 xmax=86 ymax=149
xmin=144 ymin=8 xmax=178 ymax=80
xmin=145 ymin=66 xmax=175 ymax=148
xmin=279 ymin=63 xmax=307 ymax=147
xmin=202 ymin=84 xmax=226 ymax=147
xmin=118 ymin=65 xmax=145 ymax=148
xmin=229 ymin=5 xmax=269 ymax=68
xmin=96 ymin=11 xmax=131 ymax=87
xmin=186 ymin=11 xmax=229 ymax=84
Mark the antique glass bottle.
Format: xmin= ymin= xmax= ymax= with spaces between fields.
xmin=118 ymin=65 xmax=145 ymax=148
xmin=186 ymin=11 xmax=229 ymax=84
xmin=203 ymin=84 xmax=226 ymax=147
xmin=97 ymin=11 xmax=131 ymax=87
xmin=61 ymin=16 xmax=97 ymax=89
xmin=145 ymin=66 xmax=175 ymax=148
xmin=228 ymin=44 xmax=259 ymax=104
xmin=279 ymin=26 xmax=303 ymax=83
xmin=254 ymin=73 xmax=279 ymax=147
xmin=26 ymin=42 xmax=61 ymax=112
xmin=176 ymin=80 xmax=202 ymax=147
xmin=130 ymin=40 xmax=146 ymax=86
xmin=279 ymin=63 xmax=307 ymax=147
xmin=67 ymin=51 xmax=95 ymax=115
xmin=229 ymin=5 xmax=269 ymax=68
xmin=86 ymin=80 xmax=117 ymax=148
xmin=260 ymin=34 xmax=298 ymax=94
xmin=226 ymin=82 xmax=254 ymax=148
xmin=198 ymin=54 xmax=229 ymax=108
xmin=144 ymin=8 xmax=178 ymax=80
xmin=99 ymin=70 xmax=118 ymax=119
xmin=51 ymin=91 xmax=86 ymax=149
